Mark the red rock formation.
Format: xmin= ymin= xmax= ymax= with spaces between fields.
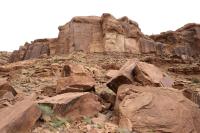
xmin=9 ymin=15 xmax=200 ymax=63
xmin=9 ymin=13 xmax=144 ymax=62
xmin=150 ymin=23 xmax=200 ymax=57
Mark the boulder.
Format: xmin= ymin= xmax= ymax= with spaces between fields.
xmin=39 ymin=92 xmax=102 ymax=120
xmin=54 ymin=63 xmax=95 ymax=93
xmin=62 ymin=63 xmax=88 ymax=77
xmin=0 ymin=99 xmax=41 ymax=133
xmin=56 ymin=75 xmax=95 ymax=93
xmin=115 ymin=84 xmax=200 ymax=133
xmin=107 ymin=59 xmax=174 ymax=93
xmin=0 ymin=78 xmax=17 ymax=98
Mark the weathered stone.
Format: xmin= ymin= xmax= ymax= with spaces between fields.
xmin=10 ymin=13 xmax=144 ymax=62
xmin=150 ymin=23 xmax=200 ymax=57
xmin=56 ymin=75 xmax=95 ymax=93
xmin=168 ymin=65 xmax=200 ymax=74
xmin=0 ymin=99 xmax=41 ymax=133
xmin=0 ymin=52 xmax=11 ymax=65
xmin=115 ymin=85 xmax=200 ymax=133
xmin=0 ymin=79 xmax=17 ymax=98
xmin=62 ymin=63 xmax=87 ymax=76
xmin=106 ymin=70 xmax=119 ymax=79
xmin=124 ymin=38 xmax=140 ymax=54
xmin=107 ymin=59 xmax=174 ymax=92
xmin=107 ymin=59 xmax=138 ymax=92
xmin=39 ymin=92 xmax=102 ymax=120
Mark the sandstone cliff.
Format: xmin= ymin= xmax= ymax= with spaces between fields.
xmin=9 ymin=14 xmax=200 ymax=63
xmin=9 ymin=13 xmax=152 ymax=62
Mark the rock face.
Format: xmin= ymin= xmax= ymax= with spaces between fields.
xmin=9 ymin=13 xmax=144 ymax=62
xmin=0 ymin=52 xmax=11 ymax=65
xmin=0 ymin=99 xmax=41 ymax=133
xmin=9 ymin=15 xmax=200 ymax=62
xmin=9 ymin=39 xmax=52 ymax=62
xmin=150 ymin=23 xmax=200 ymax=57
xmin=115 ymin=85 xmax=200 ymax=133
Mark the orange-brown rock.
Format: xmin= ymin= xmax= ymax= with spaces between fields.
xmin=105 ymin=70 xmax=119 ymax=79
xmin=9 ymin=15 xmax=200 ymax=63
xmin=9 ymin=13 xmax=145 ymax=62
xmin=0 ymin=99 xmax=41 ymax=133
xmin=56 ymin=75 xmax=95 ymax=93
xmin=39 ymin=92 xmax=102 ymax=120
xmin=56 ymin=63 xmax=95 ymax=93
xmin=9 ymin=39 xmax=52 ymax=62
xmin=107 ymin=59 xmax=174 ymax=92
xmin=168 ymin=64 xmax=200 ymax=75
xmin=150 ymin=23 xmax=200 ymax=58
xmin=0 ymin=52 xmax=11 ymax=65
xmin=0 ymin=78 xmax=17 ymax=98
xmin=115 ymin=85 xmax=200 ymax=133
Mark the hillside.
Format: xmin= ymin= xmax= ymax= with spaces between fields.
xmin=0 ymin=14 xmax=200 ymax=133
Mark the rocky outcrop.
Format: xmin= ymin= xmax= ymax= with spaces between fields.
xmin=9 ymin=15 xmax=200 ymax=62
xmin=0 ymin=52 xmax=11 ymax=65
xmin=9 ymin=39 xmax=53 ymax=62
xmin=150 ymin=23 xmax=200 ymax=58
xmin=115 ymin=85 xmax=200 ymax=133
xmin=9 ymin=13 xmax=145 ymax=62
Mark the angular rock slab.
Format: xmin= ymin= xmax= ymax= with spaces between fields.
xmin=56 ymin=75 xmax=95 ymax=93
xmin=107 ymin=59 xmax=174 ymax=93
xmin=39 ymin=92 xmax=102 ymax=120
xmin=0 ymin=99 xmax=41 ymax=133
xmin=115 ymin=85 xmax=200 ymax=133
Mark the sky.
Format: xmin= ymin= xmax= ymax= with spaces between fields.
xmin=0 ymin=0 xmax=200 ymax=51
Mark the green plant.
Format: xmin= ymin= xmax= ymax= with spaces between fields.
xmin=50 ymin=118 xmax=66 ymax=128
xmin=82 ymin=116 xmax=92 ymax=124
xmin=92 ymin=123 xmax=103 ymax=129
xmin=38 ymin=104 xmax=54 ymax=116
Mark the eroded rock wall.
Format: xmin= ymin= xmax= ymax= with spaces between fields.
xmin=9 ymin=14 xmax=200 ymax=62
xmin=9 ymin=14 xmax=144 ymax=62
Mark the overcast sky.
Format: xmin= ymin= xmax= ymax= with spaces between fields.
xmin=0 ymin=0 xmax=200 ymax=51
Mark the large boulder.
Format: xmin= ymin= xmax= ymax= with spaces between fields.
xmin=56 ymin=75 xmax=95 ymax=93
xmin=0 ymin=99 xmax=41 ymax=133
xmin=39 ymin=92 xmax=102 ymax=120
xmin=56 ymin=63 xmax=95 ymax=93
xmin=107 ymin=59 xmax=174 ymax=93
xmin=115 ymin=84 xmax=200 ymax=133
